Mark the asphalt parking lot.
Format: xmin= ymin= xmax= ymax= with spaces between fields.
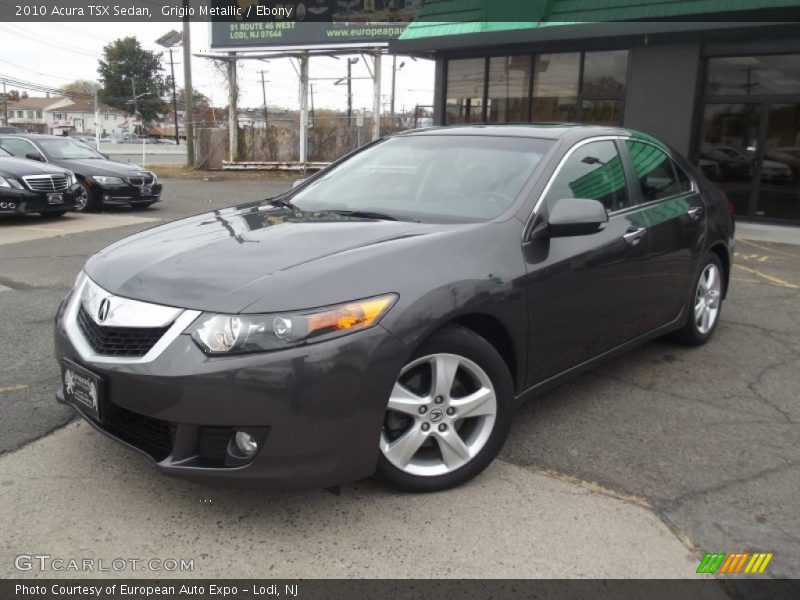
xmin=0 ymin=178 xmax=797 ymax=583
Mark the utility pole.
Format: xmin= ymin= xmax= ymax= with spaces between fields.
xmin=182 ymin=2 xmax=195 ymax=167
xmin=347 ymin=58 xmax=355 ymax=120
xmin=390 ymin=55 xmax=396 ymax=125
xmin=93 ymin=84 xmax=100 ymax=151
xmin=131 ymin=79 xmax=137 ymax=135
xmin=168 ymin=48 xmax=179 ymax=146
xmin=299 ymin=52 xmax=309 ymax=169
xmin=227 ymin=53 xmax=238 ymax=162
xmin=2 ymin=81 xmax=7 ymax=126
xmin=260 ymin=70 xmax=268 ymax=128
xmin=372 ymin=51 xmax=381 ymax=141
xmin=310 ymin=84 xmax=315 ymax=128
xmin=156 ymin=30 xmax=183 ymax=147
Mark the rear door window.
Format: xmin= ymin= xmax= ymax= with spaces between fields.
xmin=625 ymin=141 xmax=692 ymax=203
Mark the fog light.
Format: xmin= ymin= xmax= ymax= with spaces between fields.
xmin=234 ymin=431 xmax=258 ymax=456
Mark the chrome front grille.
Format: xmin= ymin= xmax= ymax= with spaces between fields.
xmin=23 ymin=174 xmax=69 ymax=192
xmin=77 ymin=305 xmax=170 ymax=357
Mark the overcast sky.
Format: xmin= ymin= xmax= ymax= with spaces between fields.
xmin=0 ymin=21 xmax=435 ymax=114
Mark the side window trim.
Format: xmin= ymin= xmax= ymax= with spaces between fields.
xmin=524 ymin=135 xmax=630 ymax=240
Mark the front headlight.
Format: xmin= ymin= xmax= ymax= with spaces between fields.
xmin=0 ymin=176 xmax=23 ymax=189
xmin=91 ymin=175 xmax=124 ymax=185
xmin=146 ymin=171 xmax=157 ymax=182
xmin=65 ymin=171 xmax=76 ymax=186
xmin=189 ymin=294 xmax=397 ymax=355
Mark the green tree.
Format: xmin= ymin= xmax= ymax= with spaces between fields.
xmin=98 ymin=37 xmax=168 ymax=122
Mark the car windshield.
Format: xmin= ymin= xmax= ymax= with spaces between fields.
xmin=38 ymin=138 xmax=103 ymax=159
xmin=290 ymin=135 xmax=553 ymax=222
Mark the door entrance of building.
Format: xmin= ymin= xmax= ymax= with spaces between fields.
xmin=698 ymin=55 xmax=800 ymax=222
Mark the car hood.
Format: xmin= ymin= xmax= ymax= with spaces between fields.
xmin=0 ymin=157 xmax=68 ymax=178
xmin=57 ymin=158 xmax=148 ymax=177
xmin=85 ymin=203 xmax=442 ymax=313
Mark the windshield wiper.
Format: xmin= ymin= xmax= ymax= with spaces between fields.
xmin=267 ymin=198 xmax=296 ymax=209
xmin=325 ymin=209 xmax=418 ymax=222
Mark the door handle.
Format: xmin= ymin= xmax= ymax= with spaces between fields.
xmin=622 ymin=227 xmax=647 ymax=246
xmin=687 ymin=206 xmax=704 ymax=220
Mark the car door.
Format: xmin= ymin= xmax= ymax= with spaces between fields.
xmin=621 ymin=140 xmax=705 ymax=331
xmin=523 ymin=138 xmax=654 ymax=386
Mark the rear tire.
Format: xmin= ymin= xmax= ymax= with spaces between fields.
xmin=675 ymin=253 xmax=724 ymax=346
xmin=376 ymin=324 xmax=514 ymax=492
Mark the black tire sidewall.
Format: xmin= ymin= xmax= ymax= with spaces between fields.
xmin=376 ymin=324 xmax=515 ymax=492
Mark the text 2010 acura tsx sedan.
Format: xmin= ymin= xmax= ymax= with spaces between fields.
xmin=54 ymin=125 xmax=734 ymax=492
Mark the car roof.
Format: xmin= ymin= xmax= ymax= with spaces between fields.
xmin=398 ymin=123 xmax=631 ymax=141
xmin=0 ymin=133 xmax=70 ymax=140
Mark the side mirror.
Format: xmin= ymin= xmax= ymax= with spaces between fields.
xmin=547 ymin=198 xmax=608 ymax=237
xmin=25 ymin=152 xmax=45 ymax=162
xmin=291 ymin=178 xmax=307 ymax=189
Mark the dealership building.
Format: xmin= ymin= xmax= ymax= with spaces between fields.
xmin=392 ymin=1 xmax=800 ymax=223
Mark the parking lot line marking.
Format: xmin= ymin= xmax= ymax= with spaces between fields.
xmin=738 ymin=239 xmax=800 ymax=260
xmin=17 ymin=226 xmax=66 ymax=232
xmin=733 ymin=264 xmax=800 ymax=289
xmin=0 ymin=384 xmax=27 ymax=394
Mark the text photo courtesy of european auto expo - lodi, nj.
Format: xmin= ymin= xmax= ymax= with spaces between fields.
xmin=1 ymin=2 xmax=800 ymax=600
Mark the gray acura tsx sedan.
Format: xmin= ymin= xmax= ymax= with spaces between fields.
xmin=54 ymin=125 xmax=734 ymax=492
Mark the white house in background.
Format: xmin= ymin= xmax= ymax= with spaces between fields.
xmin=5 ymin=97 xmax=54 ymax=132
xmin=6 ymin=96 xmax=129 ymax=135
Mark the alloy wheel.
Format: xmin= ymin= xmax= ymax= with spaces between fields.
xmin=694 ymin=263 xmax=722 ymax=334
xmin=380 ymin=353 xmax=497 ymax=477
xmin=74 ymin=185 xmax=89 ymax=211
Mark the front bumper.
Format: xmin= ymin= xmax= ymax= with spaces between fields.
xmin=54 ymin=290 xmax=408 ymax=489
xmin=90 ymin=180 xmax=163 ymax=206
xmin=0 ymin=184 xmax=80 ymax=215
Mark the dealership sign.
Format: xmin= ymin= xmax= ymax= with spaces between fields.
xmin=209 ymin=0 xmax=425 ymax=49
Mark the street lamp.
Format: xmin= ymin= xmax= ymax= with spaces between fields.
xmin=156 ymin=30 xmax=183 ymax=146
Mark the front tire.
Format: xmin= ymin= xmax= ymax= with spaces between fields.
xmin=74 ymin=181 xmax=97 ymax=212
xmin=376 ymin=325 xmax=514 ymax=492
xmin=675 ymin=254 xmax=724 ymax=346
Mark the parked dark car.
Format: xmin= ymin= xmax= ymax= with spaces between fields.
xmin=54 ymin=125 xmax=734 ymax=492
xmin=0 ymin=134 xmax=161 ymax=211
xmin=0 ymin=147 xmax=80 ymax=217
xmin=0 ymin=126 xmax=25 ymax=134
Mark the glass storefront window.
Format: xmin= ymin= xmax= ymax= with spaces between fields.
xmin=582 ymin=50 xmax=629 ymax=93
xmin=445 ymin=58 xmax=486 ymax=124
xmin=487 ymin=55 xmax=531 ymax=123
xmin=581 ymin=99 xmax=623 ymax=126
xmin=532 ymin=53 xmax=580 ymax=121
xmin=445 ymin=50 xmax=628 ymax=126
xmin=706 ymin=55 xmax=800 ymax=96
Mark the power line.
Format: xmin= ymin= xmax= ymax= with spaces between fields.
xmin=0 ymin=25 xmax=99 ymax=58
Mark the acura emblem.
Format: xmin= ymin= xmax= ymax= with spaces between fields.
xmin=97 ymin=298 xmax=111 ymax=323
